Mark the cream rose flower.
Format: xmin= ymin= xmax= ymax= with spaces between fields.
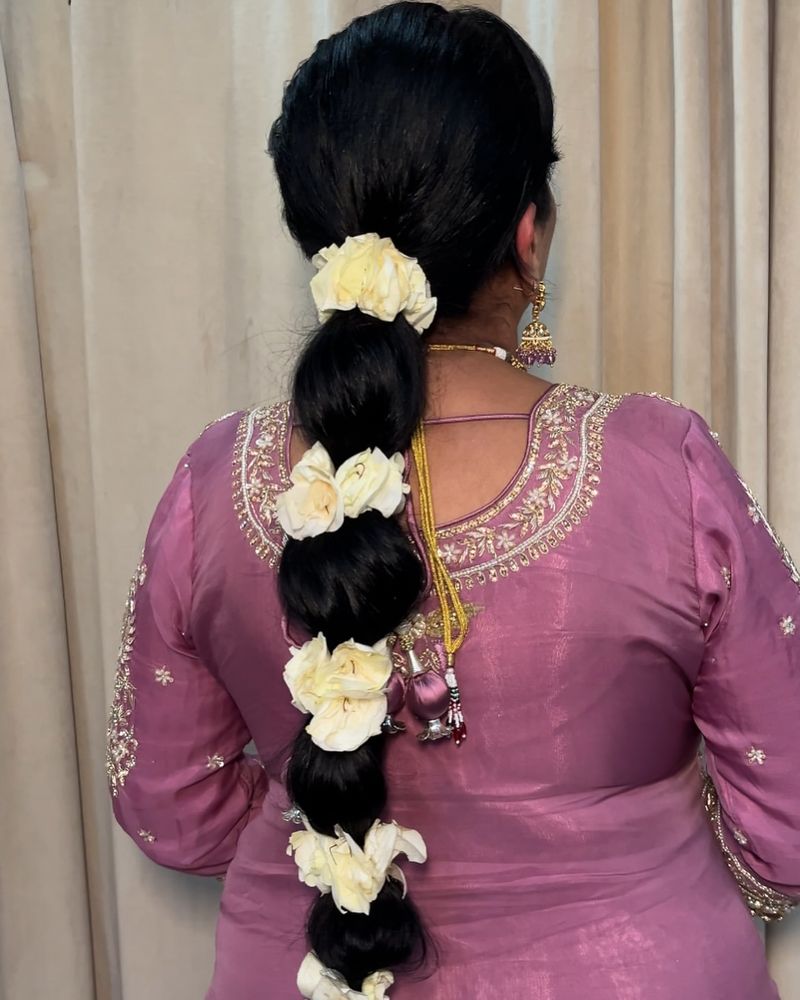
xmin=310 ymin=233 xmax=437 ymax=333
xmin=287 ymin=818 xmax=427 ymax=916
xmin=276 ymin=442 xmax=344 ymax=540
xmin=282 ymin=637 xmax=393 ymax=751
xmin=283 ymin=632 xmax=330 ymax=714
xmin=304 ymin=637 xmax=392 ymax=751
xmin=305 ymin=694 xmax=387 ymax=753
xmin=336 ymin=449 xmax=410 ymax=519
xmin=296 ymin=952 xmax=394 ymax=1000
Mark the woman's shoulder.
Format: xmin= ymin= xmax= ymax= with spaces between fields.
xmin=188 ymin=399 xmax=291 ymax=467
xmin=183 ymin=400 xmax=292 ymax=568
xmin=571 ymin=382 xmax=715 ymax=462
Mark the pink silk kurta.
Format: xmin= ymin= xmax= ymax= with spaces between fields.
xmin=106 ymin=382 xmax=800 ymax=999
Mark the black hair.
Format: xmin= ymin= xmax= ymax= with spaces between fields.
xmin=268 ymin=1 xmax=558 ymax=990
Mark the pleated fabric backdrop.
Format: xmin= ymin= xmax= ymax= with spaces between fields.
xmin=1 ymin=1 xmax=799 ymax=997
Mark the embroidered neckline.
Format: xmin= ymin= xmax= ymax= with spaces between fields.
xmin=232 ymin=384 xmax=623 ymax=582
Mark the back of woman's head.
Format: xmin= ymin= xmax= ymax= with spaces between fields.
xmin=267 ymin=2 xmax=558 ymax=992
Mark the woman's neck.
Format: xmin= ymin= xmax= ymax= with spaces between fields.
xmin=425 ymin=267 xmax=529 ymax=355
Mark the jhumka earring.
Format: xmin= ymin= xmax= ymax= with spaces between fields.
xmin=513 ymin=279 xmax=556 ymax=367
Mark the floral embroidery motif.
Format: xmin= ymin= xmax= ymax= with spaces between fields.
xmin=154 ymin=666 xmax=174 ymax=686
xmin=138 ymin=829 xmax=156 ymax=843
xmin=701 ymin=771 xmax=796 ymax=921
xmin=737 ymin=476 xmax=800 ymax=588
xmin=232 ymin=387 xmax=623 ymax=589
xmin=106 ymin=555 xmax=147 ymax=797
xmin=436 ymin=385 xmax=623 ymax=589
xmin=733 ymin=828 xmax=749 ymax=846
xmin=207 ymin=753 xmax=225 ymax=770
xmin=779 ymin=615 xmax=796 ymax=637
xmin=720 ymin=566 xmax=731 ymax=589
xmin=746 ymin=746 xmax=767 ymax=765
xmin=233 ymin=401 xmax=291 ymax=567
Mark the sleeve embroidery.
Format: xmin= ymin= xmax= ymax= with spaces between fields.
xmin=106 ymin=554 xmax=147 ymax=797
xmin=701 ymin=772 xmax=797 ymax=921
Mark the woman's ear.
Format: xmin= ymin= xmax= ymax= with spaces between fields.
xmin=514 ymin=203 xmax=537 ymax=283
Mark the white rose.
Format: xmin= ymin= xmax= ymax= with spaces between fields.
xmin=310 ymin=236 xmax=376 ymax=318
xmin=287 ymin=826 xmax=337 ymax=895
xmin=309 ymin=233 xmax=437 ymax=334
xmin=288 ymin=820 xmax=427 ymax=916
xmin=335 ymin=449 xmax=410 ymax=519
xmin=302 ymin=638 xmax=392 ymax=752
xmin=283 ymin=633 xmax=330 ymax=714
xmin=305 ymin=694 xmax=387 ymax=753
xmin=276 ymin=442 xmax=344 ymax=540
xmin=362 ymin=818 xmax=427 ymax=875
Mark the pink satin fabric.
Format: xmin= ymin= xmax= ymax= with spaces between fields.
xmin=108 ymin=384 xmax=800 ymax=998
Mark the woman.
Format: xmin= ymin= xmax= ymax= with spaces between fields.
xmin=106 ymin=4 xmax=800 ymax=997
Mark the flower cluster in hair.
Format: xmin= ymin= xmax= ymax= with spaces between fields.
xmin=275 ymin=236 xmax=433 ymax=994
xmin=267 ymin=3 xmax=559 ymax=994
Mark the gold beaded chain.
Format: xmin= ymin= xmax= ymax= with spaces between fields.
xmin=426 ymin=342 xmax=527 ymax=371
xmin=410 ymin=423 xmax=469 ymax=663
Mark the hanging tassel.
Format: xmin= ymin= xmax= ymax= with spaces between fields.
xmin=445 ymin=658 xmax=467 ymax=746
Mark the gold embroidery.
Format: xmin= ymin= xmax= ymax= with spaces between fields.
xmin=701 ymin=772 xmax=797 ymax=921
xmin=395 ymin=603 xmax=482 ymax=649
xmin=737 ymin=477 xmax=800 ymax=588
xmin=641 ymin=390 xmax=684 ymax=408
xmin=207 ymin=753 xmax=225 ymax=769
xmin=746 ymin=746 xmax=767 ymax=765
xmin=106 ymin=555 xmax=147 ymax=797
xmin=154 ymin=666 xmax=174 ymax=686
xmin=437 ymin=385 xmax=623 ymax=588
xmin=232 ymin=401 xmax=291 ymax=566
xmin=733 ymin=828 xmax=749 ymax=846
xmin=232 ymin=387 xmax=623 ymax=588
xmin=779 ymin=615 xmax=796 ymax=637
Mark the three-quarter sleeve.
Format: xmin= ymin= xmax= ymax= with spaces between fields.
xmin=683 ymin=408 xmax=800 ymax=920
xmin=105 ymin=451 xmax=267 ymax=877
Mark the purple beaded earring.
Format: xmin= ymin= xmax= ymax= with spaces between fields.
xmin=513 ymin=279 xmax=556 ymax=367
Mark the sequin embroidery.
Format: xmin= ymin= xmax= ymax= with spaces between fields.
xmin=779 ymin=615 xmax=796 ymax=636
xmin=138 ymin=829 xmax=156 ymax=843
xmin=737 ymin=477 xmax=800 ymax=588
xmin=207 ymin=753 xmax=225 ymax=770
xmin=106 ymin=555 xmax=147 ymax=797
xmin=701 ymin=772 xmax=796 ymax=921
xmin=233 ymin=401 xmax=291 ymax=567
xmin=746 ymin=746 xmax=767 ymax=766
xmin=721 ymin=566 xmax=731 ymax=589
xmin=436 ymin=385 xmax=623 ymax=589
xmin=154 ymin=666 xmax=174 ymax=686
xmin=232 ymin=387 xmax=623 ymax=589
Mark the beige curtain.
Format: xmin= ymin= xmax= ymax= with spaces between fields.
xmin=1 ymin=1 xmax=798 ymax=997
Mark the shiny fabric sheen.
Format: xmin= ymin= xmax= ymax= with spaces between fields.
xmin=108 ymin=387 xmax=800 ymax=999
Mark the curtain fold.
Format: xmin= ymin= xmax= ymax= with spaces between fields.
xmin=2 ymin=2 xmax=798 ymax=997
xmin=0 ymin=31 xmax=95 ymax=1000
